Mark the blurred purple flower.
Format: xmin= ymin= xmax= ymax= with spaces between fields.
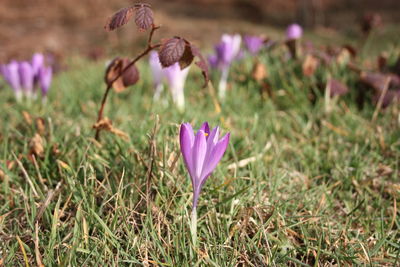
xmin=215 ymin=34 xmax=242 ymax=68
xmin=1 ymin=55 xmax=52 ymax=102
xmin=208 ymin=34 xmax=242 ymax=99
xmin=31 ymin=53 xmax=45 ymax=77
xmin=244 ymin=35 xmax=264 ymax=54
xmin=18 ymin=61 xmax=34 ymax=98
xmin=1 ymin=61 xmax=22 ymax=100
xmin=163 ymin=62 xmax=190 ymax=111
xmin=208 ymin=54 xmax=219 ymax=69
xmin=286 ymin=23 xmax=303 ymax=40
xmin=149 ymin=51 xmax=164 ymax=87
xmin=180 ymin=122 xmax=230 ymax=210
xmin=149 ymin=51 xmax=165 ymax=100
xmin=38 ymin=66 xmax=52 ymax=99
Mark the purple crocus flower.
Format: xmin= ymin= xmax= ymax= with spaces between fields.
xmin=215 ymin=34 xmax=242 ymax=68
xmin=18 ymin=61 xmax=35 ymax=98
xmin=180 ymin=122 xmax=230 ymax=210
xmin=31 ymin=53 xmax=45 ymax=77
xmin=38 ymin=66 xmax=52 ymax=101
xmin=149 ymin=51 xmax=165 ymax=100
xmin=1 ymin=61 xmax=22 ymax=100
xmin=286 ymin=23 xmax=303 ymax=40
xmin=180 ymin=122 xmax=230 ymax=245
xmin=244 ymin=35 xmax=265 ymax=54
xmin=207 ymin=54 xmax=219 ymax=69
xmin=163 ymin=62 xmax=190 ymax=112
xmin=208 ymin=34 xmax=242 ymax=99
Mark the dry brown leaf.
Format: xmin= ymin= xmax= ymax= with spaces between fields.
xmin=252 ymin=61 xmax=267 ymax=82
xmin=57 ymin=160 xmax=70 ymax=171
xmin=93 ymin=118 xmax=129 ymax=140
xmin=376 ymin=164 xmax=393 ymax=177
xmin=36 ymin=118 xmax=46 ymax=136
xmin=0 ymin=168 xmax=5 ymax=181
xmin=29 ymin=134 xmax=45 ymax=159
xmin=105 ymin=57 xmax=140 ymax=93
xmin=302 ymin=54 xmax=319 ymax=77
xmin=52 ymin=144 xmax=60 ymax=156
xmin=327 ymin=78 xmax=349 ymax=97
xmin=336 ymin=48 xmax=351 ymax=65
xmin=22 ymin=111 xmax=32 ymax=125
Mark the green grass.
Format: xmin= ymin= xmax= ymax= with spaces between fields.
xmin=0 ymin=42 xmax=399 ymax=266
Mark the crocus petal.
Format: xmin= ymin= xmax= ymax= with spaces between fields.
xmin=286 ymin=23 xmax=303 ymax=40
xmin=199 ymin=122 xmax=210 ymax=136
xmin=180 ymin=123 xmax=195 ymax=181
xmin=208 ymin=54 xmax=219 ymax=69
xmin=149 ymin=51 xmax=164 ymax=86
xmin=202 ymin=127 xmax=220 ymax=176
xmin=244 ymin=35 xmax=264 ymax=54
xmin=164 ymin=63 xmax=190 ymax=110
xmin=32 ymin=53 xmax=45 ymax=76
xmin=39 ymin=66 xmax=52 ymax=96
xmin=231 ymin=34 xmax=242 ymax=58
xmin=19 ymin=61 xmax=34 ymax=94
xmin=200 ymin=133 xmax=230 ymax=181
xmin=3 ymin=61 xmax=21 ymax=92
xmin=192 ymin=130 xmax=207 ymax=182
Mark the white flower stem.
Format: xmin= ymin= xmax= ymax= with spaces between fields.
xmin=153 ymin=84 xmax=164 ymax=101
xmin=172 ymin=86 xmax=185 ymax=112
xmin=190 ymin=207 xmax=198 ymax=248
xmin=15 ymin=91 xmax=22 ymax=102
xmin=218 ymin=67 xmax=230 ymax=100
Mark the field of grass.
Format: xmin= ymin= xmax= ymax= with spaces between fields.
xmin=0 ymin=42 xmax=399 ymax=266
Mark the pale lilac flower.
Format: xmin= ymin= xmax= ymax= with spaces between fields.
xmin=208 ymin=34 xmax=242 ymax=99
xmin=38 ymin=66 xmax=52 ymax=100
xmin=286 ymin=23 xmax=303 ymax=40
xmin=149 ymin=51 xmax=165 ymax=100
xmin=180 ymin=122 xmax=230 ymax=210
xmin=163 ymin=62 xmax=190 ymax=111
xmin=207 ymin=54 xmax=219 ymax=69
xmin=244 ymin=35 xmax=265 ymax=54
xmin=1 ymin=61 xmax=22 ymax=100
xmin=18 ymin=61 xmax=34 ymax=98
xmin=180 ymin=121 xmax=230 ymax=245
xmin=215 ymin=34 xmax=242 ymax=68
xmin=31 ymin=53 xmax=45 ymax=77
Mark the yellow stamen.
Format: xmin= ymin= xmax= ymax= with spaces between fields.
xmin=204 ymin=133 xmax=209 ymax=137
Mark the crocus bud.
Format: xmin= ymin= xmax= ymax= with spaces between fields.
xmin=208 ymin=34 xmax=242 ymax=99
xmin=149 ymin=51 xmax=165 ymax=100
xmin=18 ymin=61 xmax=34 ymax=98
xmin=1 ymin=61 xmax=22 ymax=100
xmin=286 ymin=23 xmax=303 ymax=40
xmin=38 ymin=66 xmax=52 ymax=98
xmin=31 ymin=53 xmax=45 ymax=76
xmin=244 ymin=35 xmax=265 ymax=55
xmin=216 ymin=34 xmax=242 ymax=67
xmin=163 ymin=62 xmax=190 ymax=112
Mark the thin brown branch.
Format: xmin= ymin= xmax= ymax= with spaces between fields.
xmin=94 ymin=25 xmax=161 ymax=140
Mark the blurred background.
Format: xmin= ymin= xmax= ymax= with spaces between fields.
xmin=1 ymin=0 xmax=399 ymax=61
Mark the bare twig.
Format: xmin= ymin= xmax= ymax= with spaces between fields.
xmin=146 ymin=115 xmax=159 ymax=206
xmin=95 ymin=25 xmax=161 ymax=140
xmin=34 ymin=181 xmax=63 ymax=223
xmin=14 ymin=153 xmax=39 ymax=198
xmin=372 ymin=77 xmax=391 ymax=122
xmin=34 ymin=222 xmax=45 ymax=267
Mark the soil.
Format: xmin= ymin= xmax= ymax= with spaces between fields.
xmin=1 ymin=0 xmax=399 ymax=61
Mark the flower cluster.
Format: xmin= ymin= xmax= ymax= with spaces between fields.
xmin=0 ymin=53 xmax=52 ymax=102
